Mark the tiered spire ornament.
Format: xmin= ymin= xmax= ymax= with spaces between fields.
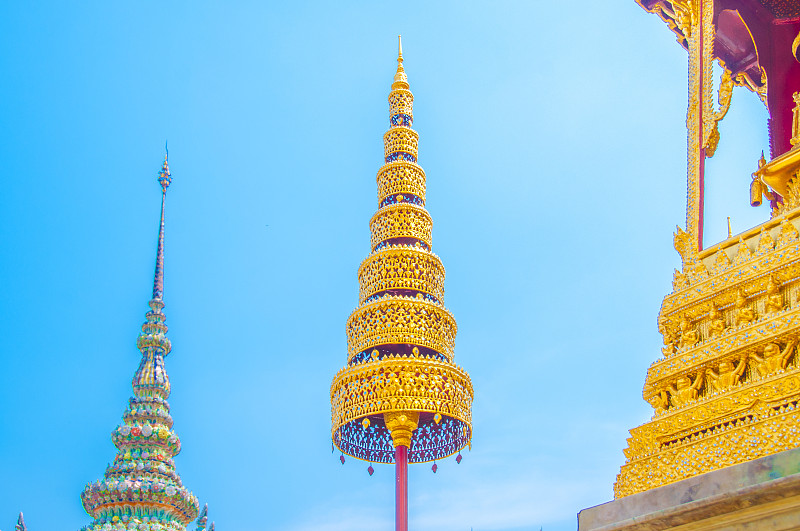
xmin=79 ymin=153 xmax=200 ymax=530
xmin=330 ymin=37 xmax=474 ymax=531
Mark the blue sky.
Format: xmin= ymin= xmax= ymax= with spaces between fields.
xmin=0 ymin=2 xmax=771 ymax=530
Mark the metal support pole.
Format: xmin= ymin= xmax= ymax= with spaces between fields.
xmin=395 ymin=445 xmax=408 ymax=531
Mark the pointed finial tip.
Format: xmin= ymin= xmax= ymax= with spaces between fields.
xmin=391 ymin=35 xmax=409 ymax=89
xmin=397 ymin=35 xmax=403 ymax=63
xmin=158 ymin=148 xmax=172 ymax=192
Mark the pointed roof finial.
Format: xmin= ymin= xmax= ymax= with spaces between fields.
xmin=15 ymin=512 xmax=27 ymax=531
xmin=152 ymin=148 xmax=170 ymax=300
xmin=159 ymin=143 xmax=171 ymax=193
xmin=392 ymin=35 xmax=409 ymax=90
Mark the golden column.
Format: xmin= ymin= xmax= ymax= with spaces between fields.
xmin=330 ymin=37 xmax=473 ymax=531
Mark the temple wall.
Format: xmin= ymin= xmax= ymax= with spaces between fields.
xmin=579 ymin=446 xmax=800 ymax=530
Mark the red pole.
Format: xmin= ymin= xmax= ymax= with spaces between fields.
xmin=697 ymin=0 xmax=705 ymax=252
xmin=395 ymin=445 xmax=408 ymax=531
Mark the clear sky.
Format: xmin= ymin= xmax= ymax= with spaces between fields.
xmin=0 ymin=2 xmax=771 ymax=531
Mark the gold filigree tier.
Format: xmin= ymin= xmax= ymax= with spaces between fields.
xmin=369 ymin=203 xmax=433 ymax=250
xmin=377 ymin=162 xmax=427 ymax=204
xmin=389 ymin=90 xmax=413 ymax=117
xmin=346 ymin=296 xmax=456 ymax=362
xmin=358 ymin=246 xmax=445 ymax=304
xmin=331 ymin=354 xmax=473 ymax=463
xmin=384 ymin=127 xmax=419 ymax=160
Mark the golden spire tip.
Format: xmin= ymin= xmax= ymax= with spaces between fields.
xmin=392 ymin=35 xmax=409 ymax=90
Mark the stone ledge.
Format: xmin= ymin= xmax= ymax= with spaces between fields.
xmin=579 ymin=446 xmax=800 ymax=530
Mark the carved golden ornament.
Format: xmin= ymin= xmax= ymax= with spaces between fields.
xmin=709 ymin=246 xmax=730 ymax=276
xmin=706 ymin=303 xmax=726 ymax=339
xmin=377 ymin=162 xmax=426 ymax=204
xmin=758 ymin=227 xmax=775 ymax=252
xmin=330 ymin=355 xmax=473 ymax=444
xmin=673 ymin=225 xmax=694 ymax=264
xmin=752 ymin=340 xmax=798 ymax=378
xmin=702 ymin=67 xmax=733 ymax=158
xmin=384 ymin=411 xmax=419 ymax=448
xmin=766 ymin=275 xmax=785 ymax=314
xmin=786 ymin=173 xmax=800 ymax=212
xmin=357 ymin=247 xmax=445 ymax=304
xmin=369 ymin=203 xmax=433 ymax=249
xmin=732 ymin=237 xmax=752 ymax=265
xmin=660 ymin=318 xmax=677 ymax=357
xmin=780 ymin=217 xmax=800 ymax=245
xmin=677 ymin=314 xmax=698 ymax=349
xmin=735 ymin=289 xmax=755 ymax=326
xmin=384 ymin=127 xmax=419 ymax=159
xmin=346 ymin=296 xmax=457 ymax=362
xmin=389 ymin=90 xmax=414 ymax=117
xmin=706 ymin=355 xmax=747 ymax=392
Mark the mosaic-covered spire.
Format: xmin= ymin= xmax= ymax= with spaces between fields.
xmin=330 ymin=37 xmax=473 ymax=465
xmin=15 ymin=512 xmax=26 ymax=531
xmin=80 ymin=153 xmax=199 ymax=531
